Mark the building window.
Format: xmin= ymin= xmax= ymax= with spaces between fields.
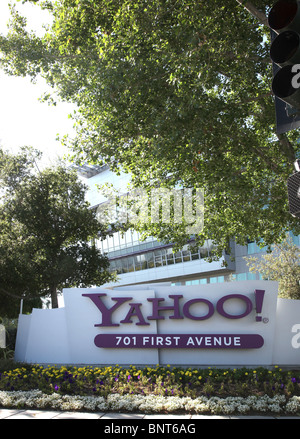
xmin=247 ymin=240 xmax=267 ymax=255
xmin=236 ymin=273 xmax=247 ymax=281
xmin=107 ymin=240 xmax=217 ymax=274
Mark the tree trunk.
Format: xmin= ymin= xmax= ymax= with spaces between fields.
xmin=50 ymin=286 xmax=59 ymax=309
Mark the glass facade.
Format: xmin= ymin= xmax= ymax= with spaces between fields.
xmin=247 ymin=241 xmax=268 ymax=255
xmin=176 ymin=271 xmax=258 ymax=287
xmin=97 ymin=231 xmax=157 ymax=258
xmin=100 ymin=229 xmax=300 ymax=283
xmin=97 ymin=230 xmax=216 ymax=275
xmin=247 ymin=232 xmax=300 ymax=255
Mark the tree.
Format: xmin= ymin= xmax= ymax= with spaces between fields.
xmin=0 ymin=1 xmax=299 ymax=258
xmin=245 ymin=237 xmax=300 ymax=299
xmin=0 ymin=147 xmax=115 ymax=314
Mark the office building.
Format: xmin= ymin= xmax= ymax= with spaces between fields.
xmin=75 ymin=164 xmax=299 ymax=288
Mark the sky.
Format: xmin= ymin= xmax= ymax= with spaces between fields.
xmin=0 ymin=1 xmax=76 ymax=167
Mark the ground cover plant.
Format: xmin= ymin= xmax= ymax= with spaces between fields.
xmin=0 ymin=362 xmax=300 ymax=415
xmin=1 ymin=363 xmax=299 ymax=398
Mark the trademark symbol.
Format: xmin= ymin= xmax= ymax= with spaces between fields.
xmin=263 ymin=317 xmax=269 ymax=324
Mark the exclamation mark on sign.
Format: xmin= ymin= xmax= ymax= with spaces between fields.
xmin=255 ymin=289 xmax=265 ymax=322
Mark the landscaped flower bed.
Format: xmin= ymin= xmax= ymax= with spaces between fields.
xmin=0 ymin=363 xmax=300 ymax=415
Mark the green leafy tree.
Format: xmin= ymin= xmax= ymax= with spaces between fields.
xmin=0 ymin=147 xmax=115 ymax=315
xmin=245 ymin=237 xmax=300 ymax=299
xmin=0 ymin=1 xmax=299 ymax=258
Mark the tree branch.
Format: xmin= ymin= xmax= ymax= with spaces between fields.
xmin=237 ymin=91 xmax=273 ymax=104
xmin=0 ymin=286 xmax=43 ymax=301
xmin=247 ymin=144 xmax=280 ymax=172
xmin=236 ymin=0 xmax=269 ymax=27
xmin=0 ymin=286 xmax=25 ymax=300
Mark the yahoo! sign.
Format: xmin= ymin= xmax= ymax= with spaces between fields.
xmin=18 ymin=280 xmax=300 ymax=366
xmin=82 ymin=290 xmax=265 ymax=327
xmin=82 ymin=289 xmax=266 ymax=350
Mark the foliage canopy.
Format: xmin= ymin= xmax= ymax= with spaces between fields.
xmin=0 ymin=147 xmax=115 ymax=315
xmin=1 ymin=0 xmax=299 ymax=256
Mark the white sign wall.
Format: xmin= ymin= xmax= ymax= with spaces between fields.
xmin=14 ymin=281 xmax=300 ymax=367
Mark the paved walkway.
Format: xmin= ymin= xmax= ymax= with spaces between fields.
xmin=0 ymin=408 xmax=299 ymax=419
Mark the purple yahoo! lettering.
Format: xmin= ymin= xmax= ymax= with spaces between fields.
xmin=254 ymin=289 xmax=265 ymax=322
xmin=216 ymin=294 xmax=253 ymax=319
xmin=83 ymin=291 xmax=259 ymax=327
xmin=82 ymin=293 xmax=132 ymax=327
xmin=120 ymin=303 xmax=150 ymax=326
xmin=147 ymin=295 xmax=183 ymax=320
xmin=183 ymin=298 xmax=214 ymax=321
